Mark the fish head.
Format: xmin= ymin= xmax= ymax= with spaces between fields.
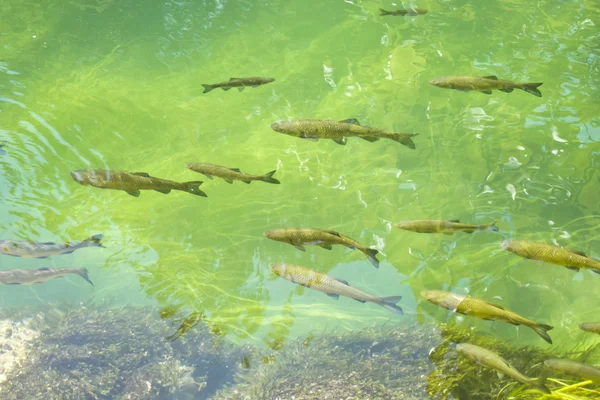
xmin=270 ymin=121 xmax=300 ymax=136
xmin=420 ymin=290 xmax=463 ymax=310
xmin=500 ymin=240 xmax=516 ymax=252
xmin=263 ymin=77 xmax=276 ymax=83
xmin=394 ymin=221 xmax=415 ymax=231
xmin=429 ymin=77 xmax=452 ymax=89
xmin=269 ymin=263 xmax=286 ymax=276
xmin=263 ymin=229 xmax=289 ymax=242
xmin=70 ymin=169 xmax=93 ymax=186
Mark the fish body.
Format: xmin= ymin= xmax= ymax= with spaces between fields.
xmin=0 ymin=267 xmax=93 ymax=286
xmin=580 ymin=322 xmax=600 ymax=335
xmin=429 ymin=76 xmax=543 ymax=97
xmin=501 ymin=240 xmax=600 ymax=273
xmin=186 ymin=163 xmax=280 ymax=184
xmin=70 ymin=169 xmax=206 ymax=197
xmin=264 ymin=228 xmax=380 ymax=268
xmin=379 ymin=8 xmax=428 ymax=16
xmin=395 ymin=219 xmax=498 ymax=235
xmin=202 ymin=77 xmax=275 ymax=93
xmin=0 ymin=234 xmax=104 ymax=259
xmin=269 ymin=263 xmax=402 ymax=314
xmin=271 ymin=119 xmax=418 ymax=149
xmin=421 ymin=290 xmax=553 ymax=344
xmin=457 ymin=343 xmax=550 ymax=393
xmin=544 ymin=359 xmax=600 ymax=381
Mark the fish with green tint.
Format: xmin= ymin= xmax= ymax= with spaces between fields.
xmin=379 ymin=8 xmax=428 ymax=16
xmin=429 ymin=76 xmax=543 ymax=97
xmin=395 ymin=219 xmax=498 ymax=235
xmin=70 ymin=169 xmax=207 ymax=197
xmin=0 ymin=234 xmax=104 ymax=259
xmin=421 ymin=290 xmax=553 ymax=344
xmin=186 ymin=163 xmax=280 ymax=184
xmin=271 ymin=119 xmax=418 ymax=149
xmin=457 ymin=343 xmax=551 ymax=394
xmin=579 ymin=322 xmax=600 ymax=336
xmin=202 ymin=77 xmax=275 ymax=93
xmin=501 ymin=240 xmax=600 ymax=274
xmin=0 ymin=267 xmax=93 ymax=286
xmin=264 ymin=228 xmax=380 ymax=268
xmin=544 ymin=359 xmax=600 ymax=382
xmin=269 ymin=263 xmax=403 ymax=314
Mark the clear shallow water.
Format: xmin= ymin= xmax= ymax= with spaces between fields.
xmin=0 ymin=0 xmax=599 ymax=368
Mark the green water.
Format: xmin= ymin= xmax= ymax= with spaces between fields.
xmin=1 ymin=0 xmax=599 ymax=360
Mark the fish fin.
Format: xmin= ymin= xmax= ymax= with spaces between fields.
xmin=449 ymin=219 xmax=460 ymax=223
xmin=567 ymin=248 xmax=587 ymax=257
xmin=242 ymin=180 xmax=252 ymax=184
xmin=354 ymin=299 xmax=367 ymax=303
xmin=390 ymin=133 xmax=418 ymax=149
xmin=261 ymin=170 xmax=280 ymax=184
xmin=84 ymin=234 xmax=105 ymax=248
xmin=202 ymin=84 xmax=215 ymax=94
xmin=591 ymin=269 xmax=600 ymax=274
xmin=567 ymin=266 xmax=580 ymax=272
xmin=332 ymin=138 xmax=347 ymax=145
xmin=38 ymin=267 xmax=50 ymax=271
xmin=154 ymin=188 xmax=172 ymax=194
xmin=335 ymin=278 xmax=349 ymax=286
xmin=380 ymin=296 xmax=403 ymax=315
xmin=532 ymin=324 xmax=553 ymax=345
xmin=183 ymin=181 xmax=207 ymax=197
xmin=520 ymin=82 xmax=543 ymax=97
xmin=126 ymin=190 xmax=141 ymax=197
xmin=485 ymin=221 xmax=500 ymax=232
xmin=238 ymin=87 xmax=245 ymax=92
xmin=483 ymin=300 xmax=505 ymax=310
xmin=327 ymin=293 xmax=340 ymax=300
xmin=481 ymin=90 xmax=493 ymax=94
xmin=77 ymin=268 xmax=94 ymax=286
xmin=230 ymin=168 xmax=241 ymax=172
xmin=300 ymin=135 xmax=319 ymax=142
xmin=203 ymin=173 xmax=214 ymax=180
xmin=497 ymin=372 xmax=505 ymax=379
xmin=293 ymin=244 xmax=306 ymax=252
xmin=365 ymin=248 xmax=380 ymax=268
xmin=319 ymin=243 xmax=333 ymax=250
xmin=463 ymin=229 xmax=475 ymax=234
xmin=499 ymin=88 xmax=514 ymax=93
xmin=229 ymin=78 xmax=239 ymax=81
xmin=340 ymin=118 xmax=360 ymax=125
xmin=224 ymin=179 xmax=234 ymax=184
xmin=325 ymin=230 xmax=341 ymax=237
xmin=222 ymin=87 xmax=232 ymax=91
xmin=483 ymin=75 xmax=498 ymax=80
xmin=379 ymin=8 xmax=392 ymax=16
xmin=131 ymin=172 xmax=151 ymax=177
xmin=36 ymin=256 xmax=49 ymax=259
xmin=360 ymin=136 xmax=380 ymax=142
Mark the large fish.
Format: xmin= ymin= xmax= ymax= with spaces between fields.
xmin=429 ymin=76 xmax=543 ymax=97
xmin=544 ymin=359 xmax=600 ymax=382
xmin=264 ymin=228 xmax=380 ymax=268
xmin=421 ymin=290 xmax=553 ymax=344
xmin=202 ymin=77 xmax=275 ymax=94
xmin=580 ymin=322 xmax=600 ymax=336
xmin=186 ymin=163 xmax=280 ymax=184
xmin=457 ymin=343 xmax=551 ymax=394
xmin=379 ymin=8 xmax=428 ymax=16
xmin=271 ymin=119 xmax=418 ymax=149
xmin=501 ymin=240 xmax=600 ymax=274
xmin=70 ymin=169 xmax=207 ymax=197
xmin=0 ymin=234 xmax=104 ymax=259
xmin=395 ymin=219 xmax=498 ymax=235
xmin=269 ymin=263 xmax=403 ymax=314
xmin=0 ymin=267 xmax=93 ymax=286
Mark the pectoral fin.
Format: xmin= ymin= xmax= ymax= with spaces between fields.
xmin=300 ymin=135 xmax=319 ymax=142
xmin=333 ymin=138 xmax=347 ymax=145
xmin=567 ymin=266 xmax=580 ymax=272
xmin=126 ymin=190 xmax=141 ymax=197
xmin=203 ymin=174 xmax=214 ymax=180
xmin=327 ymin=293 xmax=340 ymax=299
xmin=340 ymin=118 xmax=360 ymax=125
xmin=223 ymin=179 xmax=234 ymax=184
xmin=481 ymin=90 xmax=493 ymax=95
xmin=293 ymin=244 xmax=306 ymax=252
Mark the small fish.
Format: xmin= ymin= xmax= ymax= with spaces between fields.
xmin=379 ymin=8 xmax=428 ymax=16
xmin=580 ymin=322 xmax=600 ymax=335
xmin=544 ymin=359 xmax=600 ymax=382
xmin=70 ymin=169 xmax=207 ymax=197
xmin=429 ymin=76 xmax=543 ymax=97
xmin=202 ymin=77 xmax=275 ymax=94
xmin=0 ymin=141 xmax=6 ymax=155
xmin=421 ymin=290 xmax=553 ymax=344
xmin=186 ymin=163 xmax=280 ymax=184
xmin=501 ymin=240 xmax=600 ymax=274
xmin=0 ymin=234 xmax=104 ymax=259
xmin=0 ymin=267 xmax=93 ymax=286
xmin=264 ymin=228 xmax=380 ymax=268
xmin=395 ymin=219 xmax=498 ymax=235
xmin=457 ymin=343 xmax=551 ymax=394
xmin=271 ymin=119 xmax=418 ymax=149
xmin=269 ymin=263 xmax=403 ymax=314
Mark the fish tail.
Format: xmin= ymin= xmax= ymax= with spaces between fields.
xmin=183 ymin=181 xmax=208 ymax=197
xmin=364 ymin=248 xmax=380 ymax=268
xmin=77 ymin=268 xmax=94 ymax=286
xmin=84 ymin=234 xmax=105 ymax=248
xmin=379 ymin=8 xmax=392 ymax=15
xmin=532 ymin=323 xmax=553 ymax=345
xmin=520 ymin=82 xmax=543 ymax=97
xmin=390 ymin=133 xmax=418 ymax=149
xmin=261 ymin=170 xmax=280 ymax=184
xmin=379 ymin=296 xmax=403 ymax=315
xmin=202 ymin=84 xmax=215 ymax=94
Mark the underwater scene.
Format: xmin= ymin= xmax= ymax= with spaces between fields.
xmin=1 ymin=0 xmax=600 ymax=398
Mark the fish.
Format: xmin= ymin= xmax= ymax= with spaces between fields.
xmin=457 ymin=343 xmax=551 ymax=394
xmin=269 ymin=263 xmax=403 ymax=314
xmin=421 ymin=290 xmax=553 ymax=344
xmin=264 ymin=228 xmax=380 ymax=268
xmin=580 ymin=322 xmax=600 ymax=335
xmin=0 ymin=267 xmax=93 ymax=286
xmin=270 ymin=119 xmax=418 ymax=149
xmin=186 ymin=163 xmax=280 ymax=184
xmin=501 ymin=240 xmax=600 ymax=274
xmin=395 ymin=219 xmax=498 ymax=235
xmin=379 ymin=8 xmax=428 ymax=16
xmin=544 ymin=359 xmax=600 ymax=382
xmin=429 ymin=76 xmax=543 ymax=97
xmin=202 ymin=77 xmax=275 ymax=93
xmin=70 ymin=169 xmax=207 ymax=197
xmin=0 ymin=234 xmax=104 ymax=259
xmin=0 ymin=141 xmax=6 ymax=155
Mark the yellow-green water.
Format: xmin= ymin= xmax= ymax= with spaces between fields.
xmin=1 ymin=0 xmax=599 ymax=358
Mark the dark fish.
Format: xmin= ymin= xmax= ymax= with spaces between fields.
xmin=202 ymin=77 xmax=275 ymax=94
xmin=0 ymin=267 xmax=93 ymax=286
xmin=379 ymin=8 xmax=428 ymax=16
xmin=264 ymin=228 xmax=380 ymax=268
xmin=270 ymin=263 xmax=403 ymax=314
xmin=544 ymin=359 xmax=600 ymax=382
xmin=395 ymin=219 xmax=498 ymax=235
xmin=429 ymin=76 xmax=543 ymax=97
xmin=186 ymin=163 xmax=280 ymax=184
xmin=580 ymin=322 xmax=600 ymax=335
xmin=271 ymin=119 xmax=418 ymax=149
xmin=70 ymin=169 xmax=207 ymax=197
xmin=0 ymin=234 xmax=104 ymax=259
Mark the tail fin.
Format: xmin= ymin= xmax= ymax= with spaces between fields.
xmin=485 ymin=221 xmax=499 ymax=232
xmin=532 ymin=323 xmax=553 ymax=345
xmin=83 ymin=234 xmax=105 ymax=248
xmin=261 ymin=170 xmax=280 ymax=184
xmin=364 ymin=248 xmax=380 ymax=268
xmin=183 ymin=181 xmax=207 ymax=197
xmin=379 ymin=296 xmax=403 ymax=315
xmin=391 ymin=133 xmax=418 ymax=149
xmin=520 ymin=83 xmax=543 ymax=97
xmin=77 ymin=268 xmax=94 ymax=286
xmin=529 ymin=373 xmax=551 ymax=394
xmin=379 ymin=8 xmax=392 ymax=16
xmin=202 ymin=84 xmax=215 ymax=94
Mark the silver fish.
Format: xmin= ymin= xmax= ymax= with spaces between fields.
xmin=0 ymin=267 xmax=93 ymax=286
xmin=0 ymin=234 xmax=104 ymax=259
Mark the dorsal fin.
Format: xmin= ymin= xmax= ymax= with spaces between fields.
xmin=567 ymin=248 xmax=587 ymax=257
xmin=483 ymin=75 xmax=498 ymax=80
xmin=483 ymin=300 xmax=505 ymax=310
xmin=449 ymin=219 xmax=460 ymax=223
xmin=38 ymin=267 xmax=50 ymax=271
xmin=131 ymin=172 xmax=151 ymax=177
xmin=340 ymin=118 xmax=360 ymax=125
xmin=230 ymin=168 xmax=241 ymax=172
xmin=229 ymin=77 xmax=240 ymax=81
xmin=325 ymin=230 xmax=341 ymax=237
xmin=335 ymin=278 xmax=350 ymax=286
